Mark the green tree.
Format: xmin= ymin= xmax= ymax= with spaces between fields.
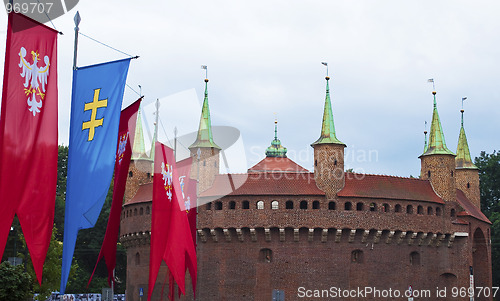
xmin=20 ymin=226 xmax=78 ymax=301
xmin=0 ymin=261 xmax=33 ymax=301
xmin=475 ymin=150 xmax=500 ymax=287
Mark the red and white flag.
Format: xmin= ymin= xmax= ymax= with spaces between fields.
xmin=88 ymin=98 xmax=142 ymax=287
xmin=0 ymin=13 xmax=58 ymax=285
xmin=148 ymin=143 xmax=197 ymax=301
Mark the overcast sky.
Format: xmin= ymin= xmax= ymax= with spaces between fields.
xmin=0 ymin=0 xmax=499 ymax=177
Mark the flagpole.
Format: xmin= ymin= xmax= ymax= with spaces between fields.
xmin=73 ymin=12 xmax=81 ymax=70
xmin=155 ymin=98 xmax=159 ymax=145
xmin=174 ymin=127 xmax=178 ymax=162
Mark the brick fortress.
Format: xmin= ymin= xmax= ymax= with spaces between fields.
xmin=119 ymin=77 xmax=492 ymax=300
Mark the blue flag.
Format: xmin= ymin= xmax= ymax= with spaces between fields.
xmin=60 ymin=58 xmax=131 ymax=293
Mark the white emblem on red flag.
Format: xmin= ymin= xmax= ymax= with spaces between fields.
xmin=161 ymin=162 xmax=173 ymax=201
xmin=18 ymin=47 xmax=50 ymax=116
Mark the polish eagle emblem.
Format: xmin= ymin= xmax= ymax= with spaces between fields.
xmin=161 ymin=162 xmax=173 ymax=201
xmin=117 ymin=132 xmax=129 ymax=164
xmin=18 ymin=47 xmax=50 ymax=116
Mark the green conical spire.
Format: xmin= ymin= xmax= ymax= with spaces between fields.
xmin=311 ymin=77 xmax=345 ymax=147
xmin=456 ymin=109 xmax=478 ymax=169
xmin=189 ymin=79 xmax=221 ymax=150
xmin=421 ymin=92 xmax=455 ymax=156
xmin=131 ymin=105 xmax=148 ymax=160
xmin=265 ymin=119 xmax=287 ymax=157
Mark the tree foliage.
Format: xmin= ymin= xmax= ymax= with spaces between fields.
xmin=55 ymin=146 xmax=127 ymax=294
xmin=0 ymin=261 xmax=33 ymax=301
xmin=475 ymin=150 xmax=500 ymax=287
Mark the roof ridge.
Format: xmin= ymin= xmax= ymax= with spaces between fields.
xmin=345 ymin=172 xmax=427 ymax=181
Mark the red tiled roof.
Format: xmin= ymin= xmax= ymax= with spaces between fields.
xmin=248 ymin=157 xmax=309 ymax=173
xmin=200 ymin=172 xmax=325 ymax=197
xmin=337 ymin=173 xmax=445 ymax=204
xmin=456 ymin=189 xmax=491 ymax=224
xmin=126 ymin=182 xmax=153 ymax=205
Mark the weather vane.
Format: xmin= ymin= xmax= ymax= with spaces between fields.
xmin=427 ymin=78 xmax=435 ymax=91
xmin=461 ymin=97 xmax=467 ymax=110
xmin=321 ymin=62 xmax=328 ymax=77
xmin=201 ymin=65 xmax=208 ymax=79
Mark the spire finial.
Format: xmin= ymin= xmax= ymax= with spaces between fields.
xmin=428 ymin=78 xmax=437 ymax=107
xmin=274 ymin=113 xmax=278 ymax=141
xmin=321 ymin=61 xmax=329 ymax=78
xmin=423 ymin=121 xmax=428 ymax=153
xmin=461 ymin=97 xmax=467 ymax=127
xmin=201 ymin=65 xmax=208 ymax=80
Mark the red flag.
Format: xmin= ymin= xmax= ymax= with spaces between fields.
xmin=0 ymin=13 xmax=58 ymax=285
xmin=148 ymin=143 xmax=197 ymax=301
xmin=88 ymin=98 xmax=142 ymax=287
xmin=175 ymin=157 xmax=198 ymax=248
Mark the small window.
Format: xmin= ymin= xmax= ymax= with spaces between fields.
xmin=369 ymin=203 xmax=376 ymax=212
xmin=356 ymin=202 xmax=364 ymax=211
xmin=229 ymin=201 xmax=236 ymax=210
xmin=407 ymin=205 xmax=413 ymax=214
xmin=436 ymin=207 xmax=442 ymax=216
xmin=334 ymin=159 xmax=338 ymax=166
xmin=203 ymin=161 xmax=206 ymax=166
xmin=147 ymin=172 xmax=151 ymax=179
xmin=345 ymin=202 xmax=352 ymax=211
xmin=134 ymin=208 xmax=137 ymax=216
xmin=243 ymin=201 xmax=250 ymax=209
xmin=410 ymin=251 xmax=420 ymax=266
xmin=286 ymin=201 xmax=294 ymax=209
xmin=450 ymin=209 xmax=456 ymax=217
xmin=313 ymin=201 xmax=320 ymax=209
xmin=314 ymin=160 xmax=318 ymax=167
xmin=451 ymin=170 xmax=454 ymax=177
xmin=300 ymin=201 xmax=308 ymax=209
xmin=215 ymin=161 xmax=217 ymax=167
xmin=271 ymin=201 xmax=279 ymax=210
xmin=417 ymin=205 xmax=424 ymax=214
xmin=259 ymin=248 xmax=272 ymax=263
xmin=139 ymin=207 xmax=143 ymax=215
xmin=467 ymin=182 xmax=470 ymax=189
xmin=328 ymin=201 xmax=336 ymax=210
xmin=257 ymin=201 xmax=264 ymax=210
xmin=146 ymin=206 xmax=150 ymax=214
xmin=383 ymin=203 xmax=389 ymax=212
xmin=427 ymin=206 xmax=433 ymax=215
xmin=215 ymin=201 xmax=223 ymax=210
xmin=135 ymin=252 xmax=140 ymax=265
xmin=427 ymin=170 xmax=431 ymax=178
xmin=351 ymin=250 xmax=364 ymax=263
xmin=126 ymin=210 xmax=129 ymax=218
xmin=206 ymin=203 xmax=212 ymax=210
xmin=129 ymin=171 xmax=133 ymax=178
xmin=395 ymin=204 xmax=402 ymax=213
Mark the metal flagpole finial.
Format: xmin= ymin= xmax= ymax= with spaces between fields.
xmin=461 ymin=97 xmax=467 ymax=110
xmin=201 ymin=65 xmax=208 ymax=79
xmin=74 ymin=11 xmax=81 ymax=28
xmin=321 ymin=62 xmax=328 ymax=77
xmin=138 ymin=85 xmax=142 ymax=97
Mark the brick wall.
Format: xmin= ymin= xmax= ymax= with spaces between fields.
xmin=420 ymin=154 xmax=456 ymax=202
